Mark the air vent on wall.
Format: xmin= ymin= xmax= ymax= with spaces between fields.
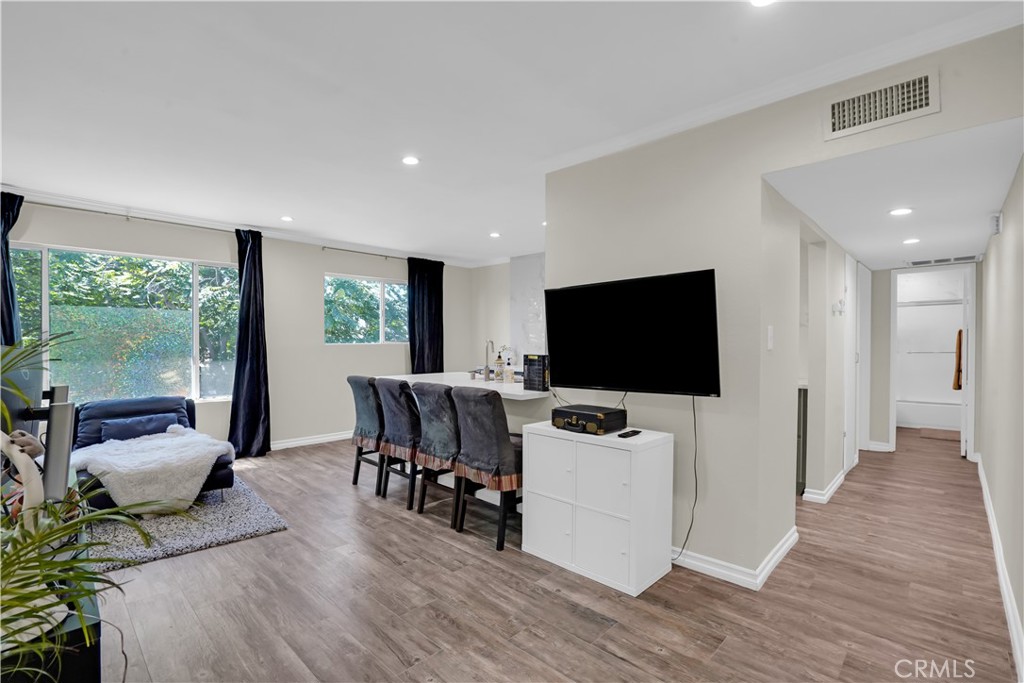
xmin=905 ymin=255 xmax=979 ymax=268
xmin=825 ymin=70 xmax=940 ymax=140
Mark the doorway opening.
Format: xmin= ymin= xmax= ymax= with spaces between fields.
xmin=891 ymin=264 xmax=976 ymax=457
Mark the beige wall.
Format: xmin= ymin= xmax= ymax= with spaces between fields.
xmin=470 ymin=263 xmax=511 ymax=366
xmin=869 ymin=270 xmax=893 ymax=446
xmin=546 ymin=28 xmax=1022 ymax=571
xmin=10 ymin=203 xmax=479 ymax=444
xmin=978 ymin=157 xmax=1023 ymax=632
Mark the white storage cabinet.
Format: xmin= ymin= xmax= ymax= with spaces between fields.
xmin=521 ymin=421 xmax=674 ymax=596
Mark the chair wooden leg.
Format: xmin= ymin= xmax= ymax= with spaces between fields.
xmin=417 ymin=469 xmax=431 ymax=514
xmin=457 ymin=481 xmax=470 ymax=533
xmin=406 ymin=463 xmax=418 ymax=510
xmin=352 ymin=446 xmax=363 ymax=486
xmin=496 ymin=490 xmax=514 ymax=551
xmin=450 ymin=477 xmax=462 ymax=529
xmin=376 ymin=454 xmax=388 ymax=497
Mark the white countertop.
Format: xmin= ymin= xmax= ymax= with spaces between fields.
xmin=380 ymin=372 xmax=549 ymax=401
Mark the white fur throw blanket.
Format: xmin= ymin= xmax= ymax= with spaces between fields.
xmin=69 ymin=425 xmax=234 ymax=513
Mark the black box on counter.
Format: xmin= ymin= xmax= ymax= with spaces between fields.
xmin=523 ymin=354 xmax=550 ymax=391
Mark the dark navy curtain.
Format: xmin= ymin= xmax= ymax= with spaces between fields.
xmin=407 ymin=257 xmax=444 ymax=374
xmin=1 ymin=192 xmax=25 ymax=346
xmin=228 ymin=229 xmax=271 ymax=456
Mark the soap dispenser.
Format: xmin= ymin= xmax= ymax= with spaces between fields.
xmin=504 ymin=356 xmax=514 ymax=383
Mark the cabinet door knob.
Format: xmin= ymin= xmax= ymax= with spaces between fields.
xmin=620 ymin=550 xmax=627 ymax=555
xmin=621 ymin=481 xmax=628 ymax=486
xmin=565 ymin=531 xmax=571 ymax=536
xmin=565 ymin=468 xmax=572 ymax=473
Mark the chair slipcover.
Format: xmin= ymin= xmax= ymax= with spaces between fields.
xmin=451 ymin=387 xmax=522 ymax=491
xmin=376 ymin=378 xmax=421 ymax=462
xmin=411 ymin=382 xmax=460 ymax=471
xmin=347 ymin=376 xmax=384 ymax=452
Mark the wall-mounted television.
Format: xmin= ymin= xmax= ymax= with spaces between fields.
xmin=544 ymin=268 xmax=721 ymax=397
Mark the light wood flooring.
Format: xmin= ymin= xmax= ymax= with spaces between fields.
xmin=99 ymin=427 xmax=1017 ymax=682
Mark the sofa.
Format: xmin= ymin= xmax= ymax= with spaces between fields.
xmin=74 ymin=396 xmax=234 ymax=509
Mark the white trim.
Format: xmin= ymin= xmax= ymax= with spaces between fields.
xmin=848 ymin=451 xmax=860 ymax=473
xmin=889 ymin=270 xmax=898 ymax=449
xmin=542 ymin=5 xmax=1023 ymax=173
xmin=866 ymin=440 xmax=895 ymax=453
xmin=977 ymin=459 xmax=1024 ymax=683
xmin=802 ymin=469 xmax=845 ymax=504
xmin=271 ymin=430 xmax=352 ymax=451
xmin=671 ymin=526 xmax=798 ymax=592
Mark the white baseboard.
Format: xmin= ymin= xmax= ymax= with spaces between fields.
xmin=978 ymin=459 xmax=1024 ymax=683
xmin=802 ymin=469 xmax=845 ymax=504
xmin=866 ymin=440 xmax=895 ymax=452
xmin=968 ymin=451 xmax=980 ymax=464
xmin=672 ymin=526 xmax=798 ymax=591
xmin=271 ymin=430 xmax=352 ymax=451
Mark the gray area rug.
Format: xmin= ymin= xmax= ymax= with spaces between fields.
xmin=90 ymin=478 xmax=288 ymax=572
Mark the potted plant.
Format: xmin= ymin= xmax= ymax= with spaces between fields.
xmin=1 ymin=333 xmax=168 ymax=681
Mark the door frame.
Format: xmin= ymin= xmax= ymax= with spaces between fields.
xmin=889 ymin=263 xmax=977 ymax=455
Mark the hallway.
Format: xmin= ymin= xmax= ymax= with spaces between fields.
xmin=791 ymin=427 xmax=1016 ymax=681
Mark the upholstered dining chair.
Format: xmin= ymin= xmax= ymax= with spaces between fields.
xmin=410 ymin=381 xmax=461 ymax=526
xmin=376 ymin=377 xmax=422 ymax=510
xmin=346 ymin=375 xmax=387 ymax=496
xmin=450 ymin=386 xmax=523 ymax=551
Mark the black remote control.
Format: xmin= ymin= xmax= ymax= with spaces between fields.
xmin=618 ymin=430 xmax=641 ymax=438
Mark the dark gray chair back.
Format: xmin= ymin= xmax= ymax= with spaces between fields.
xmin=376 ymin=377 xmax=421 ymax=461
xmin=347 ymin=375 xmax=384 ymax=452
xmin=411 ymin=382 xmax=460 ymax=471
xmin=451 ymin=387 xmax=522 ymax=491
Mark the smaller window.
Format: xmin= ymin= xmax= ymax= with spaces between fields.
xmin=324 ymin=275 xmax=408 ymax=344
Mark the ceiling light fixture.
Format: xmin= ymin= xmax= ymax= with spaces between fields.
xmin=903 ymin=238 xmax=920 ymax=245
xmin=542 ymin=221 xmax=547 ymax=227
xmin=280 ymin=216 xmax=293 ymax=222
xmin=750 ymin=0 xmax=775 ymax=6
xmin=889 ymin=208 xmax=913 ymax=216
xmin=402 ymin=156 xmax=420 ymax=166
xmin=489 ymin=232 xmax=501 ymax=238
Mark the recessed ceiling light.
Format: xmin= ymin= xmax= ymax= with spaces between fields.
xmin=903 ymin=238 xmax=920 ymax=245
xmin=489 ymin=232 xmax=501 ymax=238
xmin=280 ymin=216 xmax=293 ymax=222
xmin=889 ymin=208 xmax=913 ymax=216
xmin=750 ymin=0 xmax=775 ymax=6
xmin=402 ymin=156 xmax=420 ymax=166
xmin=542 ymin=221 xmax=547 ymax=227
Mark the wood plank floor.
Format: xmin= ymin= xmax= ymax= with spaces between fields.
xmin=99 ymin=427 xmax=1017 ymax=682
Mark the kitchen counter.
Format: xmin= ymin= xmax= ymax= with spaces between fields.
xmin=379 ymin=372 xmax=549 ymax=401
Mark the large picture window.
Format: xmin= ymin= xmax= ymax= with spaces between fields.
xmin=10 ymin=245 xmax=239 ymax=403
xmin=324 ymin=275 xmax=408 ymax=344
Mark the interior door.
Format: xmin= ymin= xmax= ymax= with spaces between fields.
xmin=843 ymin=255 xmax=858 ymax=471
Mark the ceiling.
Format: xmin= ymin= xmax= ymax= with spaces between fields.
xmin=2 ymin=2 xmax=1021 ymax=267
xmin=765 ymin=118 xmax=1023 ymax=270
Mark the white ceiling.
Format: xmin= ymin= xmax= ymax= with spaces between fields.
xmin=765 ymin=118 xmax=1023 ymax=270
xmin=2 ymin=2 xmax=1021 ymax=266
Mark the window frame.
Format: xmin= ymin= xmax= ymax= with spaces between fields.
xmin=323 ymin=271 xmax=409 ymax=346
xmin=10 ymin=241 xmax=237 ymax=403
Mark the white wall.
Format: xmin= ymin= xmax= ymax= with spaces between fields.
xmin=470 ymin=262 xmax=511 ymax=367
xmin=546 ymin=28 xmax=1022 ymax=573
xmin=977 ymin=156 xmax=1023 ymax=667
xmin=9 ymin=203 xmax=479 ymax=445
xmin=509 ymin=253 xmax=546 ymax=361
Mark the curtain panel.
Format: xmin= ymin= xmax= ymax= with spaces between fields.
xmin=228 ymin=229 xmax=271 ymax=457
xmin=407 ymin=257 xmax=444 ymax=374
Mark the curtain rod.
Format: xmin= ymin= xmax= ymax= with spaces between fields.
xmin=8 ymin=187 xmax=414 ymax=264
xmin=320 ymin=245 xmax=407 ymax=261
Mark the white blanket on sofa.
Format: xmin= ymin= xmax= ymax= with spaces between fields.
xmin=69 ymin=425 xmax=234 ymax=512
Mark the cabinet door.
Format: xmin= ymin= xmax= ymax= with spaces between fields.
xmin=523 ymin=492 xmax=573 ymax=565
xmin=575 ymin=443 xmax=631 ymax=517
xmin=574 ymin=507 xmax=630 ymax=587
xmin=525 ymin=434 xmax=575 ymax=501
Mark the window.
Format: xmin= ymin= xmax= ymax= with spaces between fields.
xmin=324 ymin=275 xmax=408 ymax=344
xmin=9 ymin=246 xmax=239 ymax=403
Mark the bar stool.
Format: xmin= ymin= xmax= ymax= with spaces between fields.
xmin=346 ymin=375 xmax=387 ymax=496
xmin=451 ymin=386 xmax=523 ymax=551
xmin=376 ymin=377 xmax=422 ymax=510
xmin=411 ymin=382 xmax=460 ymax=526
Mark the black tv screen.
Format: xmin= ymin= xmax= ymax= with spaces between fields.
xmin=544 ymin=269 xmax=721 ymax=397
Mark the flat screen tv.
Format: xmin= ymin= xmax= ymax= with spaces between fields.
xmin=544 ymin=268 xmax=721 ymax=397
